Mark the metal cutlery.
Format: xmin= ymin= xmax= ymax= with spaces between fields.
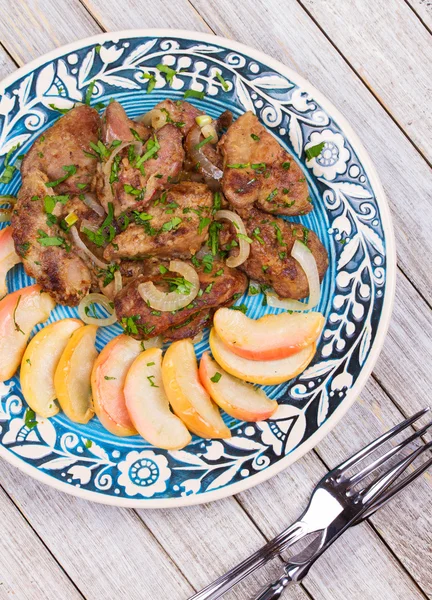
xmin=189 ymin=408 xmax=432 ymax=600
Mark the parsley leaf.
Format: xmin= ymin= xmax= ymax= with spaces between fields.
xmin=305 ymin=142 xmax=325 ymax=160
xmin=183 ymin=89 xmax=206 ymax=100
xmin=45 ymin=165 xmax=77 ymax=188
xmin=210 ymin=372 xmax=222 ymax=383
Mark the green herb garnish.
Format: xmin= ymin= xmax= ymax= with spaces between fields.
xmin=210 ymin=372 xmax=222 ymax=383
xmin=305 ymin=142 xmax=325 ymax=160
xmin=45 ymin=165 xmax=77 ymax=188
xmin=183 ymin=89 xmax=206 ymax=100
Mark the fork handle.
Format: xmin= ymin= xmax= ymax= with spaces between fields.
xmin=253 ymin=563 xmax=307 ymax=600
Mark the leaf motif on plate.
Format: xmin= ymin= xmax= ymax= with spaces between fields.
xmin=359 ymin=223 xmax=385 ymax=255
xmin=1 ymin=134 xmax=31 ymax=155
xmin=206 ymin=463 xmax=239 ymax=491
xmin=17 ymin=74 xmax=34 ymax=109
xmin=40 ymin=456 xmax=76 ymax=470
xmin=301 ymin=360 xmax=338 ymax=379
xmin=78 ymin=48 xmax=95 ymax=87
xmin=123 ymin=40 xmax=157 ymax=65
xmin=235 ymin=76 xmax=255 ymax=113
xmin=170 ymin=449 xmax=208 ymax=467
xmin=189 ymin=44 xmax=222 ymax=54
xmin=359 ymin=325 xmax=372 ymax=366
xmin=12 ymin=444 xmax=53 ymax=459
xmin=283 ymin=411 xmax=307 ymax=455
xmin=250 ymin=74 xmax=292 ymax=89
xmin=35 ymin=63 xmax=56 ymax=98
xmin=317 ymin=388 xmax=330 ymax=427
xmin=338 ymin=234 xmax=360 ymax=269
xmin=333 ymin=182 xmax=373 ymax=199
xmin=37 ymin=418 xmax=57 ymax=448
xmin=87 ymin=441 xmax=109 ymax=461
xmin=225 ymin=437 xmax=265 ymax=452
xmin=99 ymin=75 xmax=141 ymax=90
xmin=68 ymin=465 xmax=92 ymax=485
xmin=288 ymin=114 xmax=302 ymax=157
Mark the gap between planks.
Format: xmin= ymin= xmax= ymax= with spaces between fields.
xmin=404 ymin=0 xmax=432 ymax=34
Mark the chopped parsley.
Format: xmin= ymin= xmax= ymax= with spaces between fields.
xmin=212 ymin=191 xmax=222 ymax=214
xmin=198 ymin=216 xmax=211 ymax=234
xmin=165 ymin=276 xmax=193 ymax=295
xmin=279 ymin=251 xmax=287 ymax=260
xmin=194 ymin=135 xmax=214 ymax=150
xmin=124 ymin=183 xmax=144 ymax=199
xmin=266 ymin=189 xmax=278 ymax=204
xmin=162 ymin=216 xmax=182 ymax=231
xmin=85 ymin=80 xmax=96 ymax=105
xmin=251 ymin=133 xmax=260 ymax=141
xmin=251 ymin=162 xmax=266 ymax=171
xmin=249 ymin=284 xmax=260 ymax=295
xmin=99 ymin=263 xmax=119 ymax=287
xmin=24 ymin=408 xmax=38 ymax=429
xmin=104 ymin=376 xmax=116 ymax=381
xmin=147 ymin=376 xmax=159 ymax=389
xmin=159 ymin=264 xmax=168 ymax=274
xmin=227 ymin=162 xmax=250 ymax=169
xmin=237 ymin=233 xmax=253 ymax=244
xmin=272 ymin=222 xmax=286 ymax=246
xmin=0 ymin=143 xmax=21 ymax=184
xmin=136 ymin=135 xmax=160 ymax=167
xmin=84 ymin=439 xmax=93 ymax=448
xmin=48 ymin=104 xmax=70 ymax=114
xmin=120 ymin=315 xmax=140 ymax=335
xmin=202 ymin=253 xmax=214 ymax=273
xmin=305 ymin=142 xmax=325 ymax=160
xmin=215 ymin=71 xmax=229 ymax=91
xmin=142 ymin=72 xmax=156 ymax=93
xmin=156 ymin=63 xmax=177 ymax=86
xmin=282 ymin=161 xmax=291 ymax=170
xmin=208 ymin=221 xmax=222 ymax=255
xmin=252 ymin=227 xmax=264 ymax=245
xmin=183 ymin=89 xmax=205 ymax=100
xmin=210 ymin=372 xmax=222 ymax=383
xmin=204 ymin=282 xmax=214 ymax=294
xmin=36 ymin=230 xmax=65 ymax=247
xmin=45 ymin=165 xmax=77 ymax=188
xmin=231 ymin=304 xmax=248 ymax=314
xmin=147 ymin=362 xmax=155 ymax=367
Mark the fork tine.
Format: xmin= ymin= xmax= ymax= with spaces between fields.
xmin=358 ymin=456 xmax=432 ymax=522
xmin=359 ymin=440 xmax=432 ymax=505
xmin=347 ymin=419 xmax=432 ymax=487
xmin=334 ymin=408 xmax=430 ymax=476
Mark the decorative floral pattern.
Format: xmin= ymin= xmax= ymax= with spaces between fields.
xmin=0 ymin=33 xmax=392 ymax=505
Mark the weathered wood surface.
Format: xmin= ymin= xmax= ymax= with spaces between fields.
xmin=0 ymin=1 xmax=431 ymax=599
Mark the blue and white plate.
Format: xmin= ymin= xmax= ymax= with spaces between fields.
xmin=0 ymin=30 xmax=395 ymax=507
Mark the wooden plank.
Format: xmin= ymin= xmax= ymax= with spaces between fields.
xmin=237 ymin=426 xmax=428 ymax=599
xmin=300 ymin=0 xmax=432 ymax=163
xmin=0 ymin=46 xmax=17 ymax=81
xmin=0 ymin=485 xmax=83 ymax=600
xmin=406 ymin=0 xmax=432 ymax=29
xmin=315 ymin=377 xmax=432 ymax=596
xmin=374 ymin=270 xmax=432 ymax=414
xmin=0 ymin=460 xmax=194 ymax=600
xmin=80 ymin=0 xmax=210 ymax=33
xmin=139 ymin=499 xmax=311 ymax=600
xmin=190 ymin=0 xmax=432 ymax=303
xmin=0 ymin=0 xmax=100 ymax=65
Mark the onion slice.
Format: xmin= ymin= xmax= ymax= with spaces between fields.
xmin=138 ymin=260 xmax=200 ymax=312
xmin=214 ymin=209 xmax=250 ymax=268
xmin=102 ymin=141 xmax=142 ymax=206
xmin=142 ymin=335 xmax=163 ymax=349
xmin=78 ymin=293 xmax=117 ymax=326
xmin=70 ymin=226 xmax=108 ymax=269
xmin=137 ymin=109 xmax=167 ymax=130
xmin=81 ymin=193 xmax=106 ymax=217
xmin=0 ymin=209 xmax=12 ymax=222
xmin=113 ymin=269 xmax=122 ymax=294
xmin=266 ymin=240 xmax=321 ymax=311
xmin=188 ymin=125 xmax=223 ymax=181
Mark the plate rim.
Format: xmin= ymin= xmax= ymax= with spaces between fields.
xmin=0 ymin=28 xmax=397 ymax=508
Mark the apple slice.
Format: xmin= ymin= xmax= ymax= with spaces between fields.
xmin=199 ymin=352 xmax=278 ymax=422
xmin=210 ymin=329 xmax=316 ymax=385
xmin=91 ymin=334 xmax=141 ymax=436
xmin=21 ymin=318 xmax=83 ymax=418
xmin=0 ymin=226 xmax=21 ymax=298
xmin=54 ymin=325 xmax=98 ymax=424
xmin=213 ymin=307 xmax=325 ymax=360
xmin=0 ymin=285 xmax=56 ymax=382
xmin=124 ymin=348 xmax=192 ymax=449
xmin=162 ymin=339 xmax=231 ymax=439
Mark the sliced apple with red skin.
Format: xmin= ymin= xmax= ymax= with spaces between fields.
xmin=210 ymin=329 xmax=316 ymax=385
xmin=0 ymin=285 xmax=56 ymax=382
xmin=21 ymin=318 xmax=83 ymax=418
xmin=213 ymin=307 xmax=325 ymax=361
xmin=91 ymin=334 xmax=142 ymax=436
xmin=199 ymin=352 xmax=278 ymax=422
xmin=54 ymin=325 xmax=98 ymax=424
xmin=124 ymin=348 xmax=192 ymax=450
xmin=0 ymin=226 xmax=21 ymax=298
xmin=162 ymin=339 xmax=231 ymax=439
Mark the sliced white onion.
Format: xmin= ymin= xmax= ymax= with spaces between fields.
xmin=137 ymin=109 xmax=167 ymax=130
xmin=78 ymin=293 xmax=117 ymax=326
xmin=214 ymin=209 xmax=250 ymax=268
xmin=70 ymin=225 xmax=108 ymax=269
xmin=192 ymin=331 xmax=204 ymax=345
xmin=81 ymin=193 xmax=106 ymax=217
xmin=201 ymin=123 xmax=218 ymax=144
xmin=188 ymin=125 xmax=223 ymax=181
xmin=138 ymin=260 xmax=200 ymax=312
xmin=141 ymin=335 xmax=163 ymax=349
xmin=0 ymin=209 xmax=12 ymax=222
xmin=102 ymin=141 xmax=142 ymax=205
xmin=79 ymin=219 xmax=99 ymax=234
xmin=266 ymin=240 xmax=321 ymax=311
xmin=113 ymin=269 xmax=122 ymax=294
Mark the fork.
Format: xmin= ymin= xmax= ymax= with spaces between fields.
xmin=189 ymin=408 xmax=432 ymax=600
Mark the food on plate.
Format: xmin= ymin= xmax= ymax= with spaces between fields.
xmin=91 ymin=334 xmax=142 ymax=436
xmin=20 ymin=318 xmax=83 ymax=418
xmin=124 ymin=347 xmax=192 ymax=449
xmin=162 ymin=339 xmax=231 ymax=439
xmin=214 ymin=307 xmax=324 ymax=360
xmin=3 ymin=93 xmax=332 ymax=448
xmin=209 ymin=329 xmax=316 ymax=385
xmin=114 ymin=259 xmax=247 ymax=341
xmin=0 ymin=226 xmax=21 ymax=297
xmin=0 ymin=285 xmax=56 ymax=382
xmin=54 ymin=324 xmax=98 ymax=424
xmin=199 ymin=351 xmax=278 ymax=421
xmin=219 ymin=111 xmax=311 ymax=215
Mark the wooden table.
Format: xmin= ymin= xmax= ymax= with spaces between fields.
xmin=0 ymin=1 xmax=431 ymax=598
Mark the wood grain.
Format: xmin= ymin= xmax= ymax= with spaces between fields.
xmin=405 ymin=0 xmax=432 ymax=31
xmin=0 ymin=460 xmax=194 ymax=600
xmin=0 ymin=46 xmax=17 ymax=80
xmin=190 ymin=0 xmax=432 ymax=305
xmin=0 ymin=485 xmax=83 ymax=600
xmin=300 ymin=0 xmax=432 ymax=163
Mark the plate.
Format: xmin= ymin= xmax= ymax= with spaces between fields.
xmin=0 ymin=30 xmax=395 ymax=507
